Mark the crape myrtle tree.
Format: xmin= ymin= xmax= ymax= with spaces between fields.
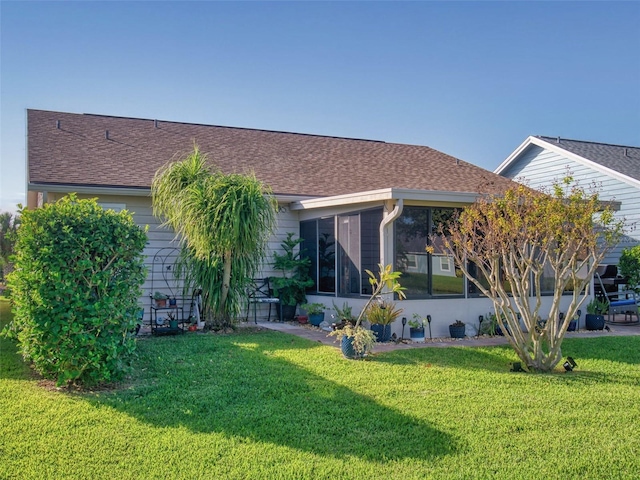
xmin=152 ymin=146 xmax=277 ymax=330
xmin=4 ymin=195 xmax=147 ymax=386
xmin=436 ymin=179 xmax=623 ymax=372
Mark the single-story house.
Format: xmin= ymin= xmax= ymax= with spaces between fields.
xmin=26 ymin=109 xmax=576 ymax=337
xmin=495 ymin=136 xmax=640 ymax=267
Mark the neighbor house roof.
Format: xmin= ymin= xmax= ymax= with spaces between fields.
xmin=28 ymin=109 xmax=515 ymax=198
xmin=495 ymin=135 xmax=640 ymax=184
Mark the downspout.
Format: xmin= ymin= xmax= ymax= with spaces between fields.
xmin=379 ymin=199 xmax=403 ymax=268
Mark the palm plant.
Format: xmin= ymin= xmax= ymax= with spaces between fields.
xmin=152 ymin=146 xmax=277 ymax=329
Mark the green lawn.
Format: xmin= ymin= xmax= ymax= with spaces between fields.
xmin=1 ymin=299 xmax=639 ymax=479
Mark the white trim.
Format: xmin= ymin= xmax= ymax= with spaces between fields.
xmin=28 ymin=184 xmax=152 ymax=197
xmin=495 ymin=136 xmax=640 ymax=190
xmin=291 ymin=188 xmax=479 ymax=211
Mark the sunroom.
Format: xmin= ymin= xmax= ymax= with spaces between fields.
xmin=293 ymin=188 xmax=575 ymax=339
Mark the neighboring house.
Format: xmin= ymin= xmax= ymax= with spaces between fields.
xmin=495 ymin=136 xmax=640 ymax=266
xmin=26 ymin=109 xmax=571 ymax=337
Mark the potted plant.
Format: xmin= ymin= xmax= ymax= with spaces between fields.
xmin=478 ymin=313 xmax=498 ymax=336
xmin=271 ymin=233 xmax=314 ymax=321
xmin=449 ymin=320 xmax=466 ymax=338
xmin=167 ymin=311 xmax=179 ymax=330
xmin=153 ymin=291 xmax=168 ymax=308
xmin=366 ymin=300 xmax=403 ymax=342
xmin=409 ymin=314 xmax=425 ymax=341
xmin=331 ymin=301 xmax=356 ymax=330
xmin=301 ymin=303 xmax=326 ymax=327
xmin=586 ymin=298 xmax=607 ymax=330
xmin=329 ymin=264 xmax=406 ymax=359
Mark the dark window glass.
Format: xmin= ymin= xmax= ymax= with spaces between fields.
xmin=300 ymin=221 xmax=318 ymax=292
xmin=395 ymin=207 xmax=430 ymax=297
xmin=318 ymin=218 xmax=336 ymax=293
xmin=360 ymin=209 xmax=382 ymax=295
xmin=430 ymin=208 xmax=464 ymax=296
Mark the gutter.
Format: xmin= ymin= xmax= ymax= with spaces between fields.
xmin=379 ymin=198 xmax=403 ymax=268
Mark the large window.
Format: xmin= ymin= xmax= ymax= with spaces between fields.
xmin=395 ymin=207 xmax=463 ymax=298
xmin=301 ymin=209 xmax=381 ymax=296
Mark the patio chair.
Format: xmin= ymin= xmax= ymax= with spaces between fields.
xmin=606 ymin=290 xmax=639 ymax=325
xmin=246 ymin=278 xmax=280 ymax=324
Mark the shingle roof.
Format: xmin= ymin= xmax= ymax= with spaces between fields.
xmin=28 ymin=109 xmax=515 ymax=197
xmin=537 ymin=136 xmax=640 ymax=182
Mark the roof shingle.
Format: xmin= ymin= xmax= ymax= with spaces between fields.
xmin=537 ymin=136 xmax=640 ymax=182
xmin=28 ymin=109 xmax=515 ymax=197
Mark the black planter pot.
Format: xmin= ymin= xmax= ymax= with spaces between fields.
xmin=409 ymin=327 xmax=425 ymax=341
xmin=371 ymin=324 xmax=391 ymax=342
xmin=278 ymin=304 xmax=297 ymax=322
xmin=585 ymin=314 xmax=605 ymax=331
xmin=449 ymin=324 xmax=466 ymax=338
xmin=567 ymin=319 xmax=577 ymax=332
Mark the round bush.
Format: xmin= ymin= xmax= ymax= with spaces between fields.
xmin=5 ymin=195 xmax=147 ymax=386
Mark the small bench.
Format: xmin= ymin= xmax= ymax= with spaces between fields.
xmin=606 ymin=291 xmax=639 ymax=325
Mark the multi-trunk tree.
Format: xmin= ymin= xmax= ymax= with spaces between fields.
xmin=436 ymin=179 xmax=623 ymax=372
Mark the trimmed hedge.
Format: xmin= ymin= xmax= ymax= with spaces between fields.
xmin=4 ymin=195 xmax=147 ymax=386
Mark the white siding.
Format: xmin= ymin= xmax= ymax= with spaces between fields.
xmin=502 ymin=145 xmax=640 ymax=265
xmin=46 ymin=192 xmax=300 ymax=320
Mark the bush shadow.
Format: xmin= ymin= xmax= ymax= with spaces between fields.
xmin=89 ymin=330 xmax=454 ymax=462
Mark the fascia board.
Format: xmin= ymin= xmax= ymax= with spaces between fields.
xmin=494 ymin=136 xmax=537 ymax=175
xmin=290 ymin=188 xmax=479 ymax=211
xmin=28 ymin=183 xmax=152 ymax=197
xmin=28 ymin=183 xmax=304 ymax=204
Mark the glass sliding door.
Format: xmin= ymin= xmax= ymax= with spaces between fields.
xmin=338 ymin=214 xmax=361 ymax=295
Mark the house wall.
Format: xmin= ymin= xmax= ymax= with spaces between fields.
xmin=304 ymin=293 xmax=578 ymax=339
xmin=501 ymin=145 xmax=640 ymax=265
xmin=34 ymin=189 xmax=583 ymax=336
xmin=42 ymin=191 xmax=301 ymax=322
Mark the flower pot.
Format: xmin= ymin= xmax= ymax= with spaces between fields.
xmin=371 ymin=324 xmax=391 ymax=342
xmin=585 ymin=314 xmax=605 ymax=331
xmin=567 ymin=319 xmax=577 ymax=332
xmin=449 ymin=324 xmax=466 ymax=338
xmin=409 ymin=326 xmax=425 ymax=341
xmin=308 ymin=312 xmax=325 ymax=327
xmin=278 ymin=304 xmax=297 ymax=322
xmin=297 ymin=315 xmax=308 ymax=324
xmin=155 ymin=298 xmax=167 ymax=308
xmin=340 ymin=335 xmax=366 ymax=359
xmin=169 ymin=319 xmax=179 ymax=330
xmin=169 ymin=298 xmax=177 ymax=306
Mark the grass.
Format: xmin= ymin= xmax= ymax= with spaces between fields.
xmin=1 ymin=298 xmax=640 ymax=479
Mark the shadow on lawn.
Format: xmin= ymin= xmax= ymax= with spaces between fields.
xmin=91 ymin=330 xmax=455 ymax=462
xmin=375 ymin=336 xmax=640 ymax=380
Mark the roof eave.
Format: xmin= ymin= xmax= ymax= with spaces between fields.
xmin=496 ymin=137 xmax=640 ymax=189
xmin=291 ymin=188 xmax=480 ymax=211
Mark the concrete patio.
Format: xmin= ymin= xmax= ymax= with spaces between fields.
xmin=254 ymin=319 xmax=640 ymax=353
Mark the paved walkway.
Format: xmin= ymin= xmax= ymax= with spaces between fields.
xmin=253 ymin=320 xmax=640 ymax=353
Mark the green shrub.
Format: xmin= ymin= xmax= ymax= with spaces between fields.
xmin=619 ymin=245 xmax=640 ymax=292
xmin=3 ymin=195 xmax=147 ymax=386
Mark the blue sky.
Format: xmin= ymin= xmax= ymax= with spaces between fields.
xmin=1 ymin=1 xmax=639 ymax=212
